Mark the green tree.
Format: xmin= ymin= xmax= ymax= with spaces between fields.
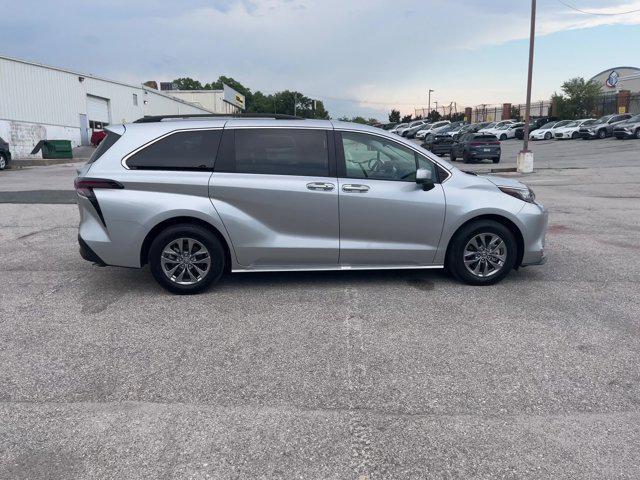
xmin=367 ymin=118 xmax=380 ymax=125
xmin=427 ymin=110 xmax=441 ymax=122
xmin=553 ymin=77 xmax=602 ymax=118
xmin=401 ymin=114 xmax=413 ymax=123
xmin=388 ymin=109 xmax=401 ymax=123
xmin=171 ymin=77 xmax=203 ymax=90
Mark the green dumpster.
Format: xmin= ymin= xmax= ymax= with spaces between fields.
xmin=30 ymin=140 xmax=73 ymax=159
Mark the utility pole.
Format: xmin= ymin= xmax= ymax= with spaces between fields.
xmin=294 ymin=93 xmax=297 ymax=117
xmin=428 ymin=89 xmax=434 ymax=117
xmin=518 ymin=0 xmax=536 ymax=173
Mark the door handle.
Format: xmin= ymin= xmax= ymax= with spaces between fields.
xmin=306 ymin=182 xmax=335 ymax=191
xmin=342 ymin=184 xmax=370 ymax=193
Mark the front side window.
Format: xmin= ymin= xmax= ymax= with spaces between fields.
xmin=340 ymin=131 xmax=435 ymax=182
xmin=233 ymin=129 xmax=329 ymax=177
xmin=127 ymin=130 xmax=221 ymax=170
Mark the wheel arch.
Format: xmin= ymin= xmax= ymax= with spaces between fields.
xmin=140 ymin=216 xmax=233 ymax=272
xmin=444 ymin=214 xmax=525 ymax=268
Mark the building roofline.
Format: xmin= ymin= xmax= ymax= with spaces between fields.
xmin=589 ymin=66 xmax=640 ymax=81
xmin=0 ymin=53 xmax=214 ymax=113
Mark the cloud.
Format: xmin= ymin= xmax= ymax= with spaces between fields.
xmin=0 ymin=0 xmax=638 ymax=118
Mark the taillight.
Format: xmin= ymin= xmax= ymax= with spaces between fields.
xmin=74 ymin=178 xmax=124 ymax=198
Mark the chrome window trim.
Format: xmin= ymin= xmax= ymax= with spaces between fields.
xmin=336 ymin=128 xmax=453 ymax=183
xmin=121 ymin=127 xmax=224 ymax=170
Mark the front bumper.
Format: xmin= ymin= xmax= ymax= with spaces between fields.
xmin=518 ymin=201 xmax=549 ymax=267
xmin=613 ymin=129 xmax=634 ymax=139
xmin=579 ymin=130 xmax=598 ymax=139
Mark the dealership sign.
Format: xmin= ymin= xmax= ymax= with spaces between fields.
xmin=605 ymin=70 xmax=619 ymax=88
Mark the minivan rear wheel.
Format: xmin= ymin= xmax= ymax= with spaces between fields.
xmin=0 ymin=154 xmax=6 ymax=170
xmin=447 ymin=220 xmax=517 ymax=285
xmin=149 ymin=224 xmax=225 ymax=294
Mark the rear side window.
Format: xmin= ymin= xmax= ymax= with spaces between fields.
xmin=221 ymin=129 xmax=329 ymax=177
xmin=127 ymin=130 xmax=222 ymax=170
xmin=87 ymin=132 xmax=121 ymax=164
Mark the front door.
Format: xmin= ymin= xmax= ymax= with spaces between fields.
xmin=336 ymin=131 xmax=446 ymax=266
xmin=210 ymin=128 xmax=339 ymax=267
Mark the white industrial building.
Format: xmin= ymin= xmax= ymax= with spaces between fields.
xmin=0 ymin=55 xmax=243 ymax=158
xmin=164 ymin=85 xmax=245 ymax=115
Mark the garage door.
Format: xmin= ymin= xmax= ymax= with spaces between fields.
xmin=86 ymin=95 xmax=110 ymax=125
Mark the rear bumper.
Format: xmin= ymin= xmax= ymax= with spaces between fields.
xmin=78 ymin=235 xmax=106 ymax=266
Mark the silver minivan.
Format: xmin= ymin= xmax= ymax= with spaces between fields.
xmin=76 ymin=115 xmax=548 ymax=294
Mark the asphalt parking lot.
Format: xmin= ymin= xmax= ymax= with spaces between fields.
xmin=1 ymin=137 xmax=640 ymax=478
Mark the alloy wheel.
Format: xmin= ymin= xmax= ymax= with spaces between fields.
xmin=0 ymin=155 xmax=5 ymax=170
xmin=463 ymin=233 xmax=507 ymax=278
xmin=160 ymin=237 xmax=211 ymax=285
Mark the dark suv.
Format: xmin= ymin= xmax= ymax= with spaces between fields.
xmin=613 ymin=114 xmax=640 ymax=139
xmin=449 ymin=133 xmax=501 ymax=163
xmin=0 ymin=136 xmax=11 ymax=170
xmin=579 ymin=114 xmax=632 ymax=139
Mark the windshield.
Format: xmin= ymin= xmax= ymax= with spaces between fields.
xmin=592 ymin=116 xmax=610 ymax=125
xmin=628 ymin=114 xmax=640 ymax=122
xmin=496 ymin=124 xmax=510 ymax=130
xmin=540 ymin=122 xmax=556 ymax=129
xmin=483 ymin=122 xmax=496 ymax=129
xmin=564 ymin=121 xmax=580 ymax=127
xmin=395 ymin=124 xmax=408 ymax=129
xmin=581 ymin=119 xmax=595 ymax=126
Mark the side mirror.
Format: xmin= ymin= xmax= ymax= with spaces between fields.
xmin=416 ymin=168 xmax=435 ymax=191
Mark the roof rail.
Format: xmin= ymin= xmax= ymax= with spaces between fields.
xmin=133 ymin=113 xmax=304 ymax=123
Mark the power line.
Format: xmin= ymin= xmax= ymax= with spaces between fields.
xmin=556 ymin=0 xmax=640 ymax=15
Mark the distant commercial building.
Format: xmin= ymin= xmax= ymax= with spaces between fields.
xmin=160 ymin=83 xmax=246 ymax=115
xmin=589 ymin=66 xmax=640 ymax=94
xmin=0 ymin=55 xmax=213 ymax=158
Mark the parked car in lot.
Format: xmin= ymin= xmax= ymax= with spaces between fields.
xmin=553 ymin=119 xmax=594 ymax=140
xmin=439 ymin=122 xmax=466 ymax=137
xmin=529 ymin=120 xmax=572 ymax=141
xmin=75 ymin=114 xmax=547 ymax=293
xmin=404 ymin=120 xmax=431 ymax=139
xmin=0 ymin=136 xmax=11 ymax=170
xmin=389 ymin=123 xmax=408 ymax=134
xmin=478 ymin=120 xmax=516 ymax=137
xmin=422 ymin=132 xmax=455 ymax=156
xmin=449 ymin=133 xmax=501 ymax=164
xmin=613 ymin=114 xmax=640 ymax=139
xmin=397 ymin=120 xmax=427 ymax=137
xmin=514 ymin=117 xmax=558 ymax=140
xmin=579 ymin=114 xmax=632 ymax=139
xmin=416 ymin=120 xmax=450 ymax=139
xmin=494 ymin=122 xmax=524 ymax=141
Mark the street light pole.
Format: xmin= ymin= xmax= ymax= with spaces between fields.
xmin=518 ymin=0 xmax=537 ymax=173
xmin=428 ymin=89 xmax=434 ymax=117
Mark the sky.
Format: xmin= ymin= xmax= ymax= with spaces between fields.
xmin=1 ymin=0 xmax=639 ymax=120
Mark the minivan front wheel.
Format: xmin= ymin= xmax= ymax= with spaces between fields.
xmin=447 ymin=220 xmax=517 ymax=285
xmin=149 ymin=224 xmax=225 ymax=294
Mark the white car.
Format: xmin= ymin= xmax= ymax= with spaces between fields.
xmin=396 ymin=120 xmax=426 ymax=137
xmin=529 ymin=120 xmax=572 ymax=140
xmin=478 ymin=120 xmax=516 ymax=137
xmin=553 ymin=119 xmax=595 ymax=140
xmin=492 ymin=122 xmax=524 ymax=141
xmin=416 ymin=120 xmax=450 ymax=139
xmin=389 ymin=123 xmax=408 ymax=135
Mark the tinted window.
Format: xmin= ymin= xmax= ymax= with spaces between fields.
xmin=87 ymin=132 xmax=121 ymax=164
xmin=233 ymin=129 xmax=329 ymax=176
xmin=128 ymin=130 xmax=221 ymax=170
xmin=341 ymin=132 xmax=423 ymax=182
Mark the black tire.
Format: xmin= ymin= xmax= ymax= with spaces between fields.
xmin=499 ymin=134 xmax=507 ymax=141
xmin=148 ymin=223 xmax=225 ymax=294
xmin=635 ymin=129 xmax=640 ymax=139
xmin=0 ymin=153 xmax=6 ymax=171
xmin=544 ymin=132 xmax=552 ymax=140
xmin=571 ymin=132 xmax=579 ymax=139
xmin=597 ymin=129 xmax=606 ymax=139
xmin=462 ymin=151 xmax=472 ymax=164
xmin=449 ymin=151 xmax=456 ymax=162
xmin=492 ymin=158 xmax=500 ymax=164
xmin=446 ymin=220 xmax=517 ymax=286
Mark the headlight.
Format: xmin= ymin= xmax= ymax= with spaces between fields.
xmin=499 ymin=186 xmax=536 ymax=203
